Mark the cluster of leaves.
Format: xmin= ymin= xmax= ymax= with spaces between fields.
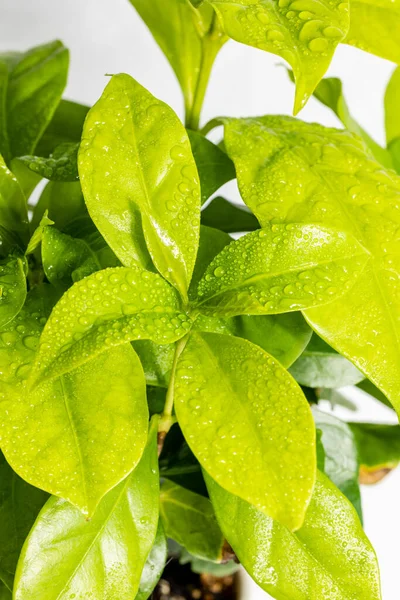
xmin=1 ymin=2 xmax=400 ymax=599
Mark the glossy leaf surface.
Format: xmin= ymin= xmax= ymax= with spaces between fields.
xmin=195 ymin=224 xmax=368 ymax=317
xmin=290 ymin=333 xmax=364 ymax=387
xmin=209 ymin=0 xmax=349 ymax=113
xmin=223 ymin=116 xmax=400 ymax=414
xmin=79 ymin=74 xmax=201 ymax=298
xmin=0 ymin=41 xmax=69 ymax=162
xmin=19 ymin=142 xmax=79 ymax=182
xmin=201 ymin=196 xmax=259 ymax=233
xmin=189 ymin=225 xmax=231 ymax=298
xmin=0 ymin=453 xmax=48 ymax=591
xmin=25 ymin=212 xmax=53 ymax=256
xmin=313 ymin=408 xmax=362 ymax=519
xmin=0 ymin=157 xmax=29 ymax=254
xmin=13 ymin=419 xmax=160 ymax=600
xmin=0 ymin=286 xmax=149 ymax=515
xmin=188 ymin=130 xmax=235 ymax=203
xmin=133 ymin=340 xmax=175 ymax=387
xmin=175 ymin=332 xmax=316 ymax=531
xmin=0 ymin=258 xmax=26 ymax=328
xmin=31 ymin=266 xmax=191 ymax=383
xmin=160 ymin=480 xmax=224 ymax=561
xmin=36 ymin=99 xmax=89 ymax=156
xmin=206 ymin=470 xmax=381 ymax=600
xmin=136 ymin=522 xmax=167 ymax=600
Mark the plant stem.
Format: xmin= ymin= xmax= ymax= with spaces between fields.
xmin=159 ymin=334 xmax=189 ymax=435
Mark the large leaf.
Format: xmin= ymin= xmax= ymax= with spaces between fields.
xmin=385 ymin=66 xmax=400 ymax=146
xmin=0 ymin=286 xmax=149 ymax=515
xmin=0 ymin=258 xmax=26 ymax=328
xmin=195 ymin=224 xmax=368 ymax=317
xmin=290 ymin=333 xmax=364 ymax=387
xmin=160 ymin=480 xmax=224 ymax=561
xmin=0 ymin=454 xmax=48 ymax=592
xmin=201 ymin=196 xmax=259 ymax=233
xmin=136 ymin=522 xmax=167 ymax=600
xmin=313 ymin=408 xmax=362 ymax=520
xmin=13 ymin=418 xmax=160 ymax=600
xmin=0 ymin=156 xmax=29 ymax=253
xmin=209 ymin=0 xmax=349 ymax=114
xmin=206 ymin=470 xmax=381 ymax=600
xmin=187 ymin=130 xmax=235 ymax=204
xmin=0 ymin=41 xmax=69 ymax=162
xmin=79 ymin=74 xmax=201 ymax=300
xmin=345 ymin=0 xmax=400 ymax=65
xmin=31 ymin=266 xmax=191 ymax=383
xmin=174 ymin=332 xmax=316 ymax=531
xmin=222 ymin=115 xmax=400 ymax=415
xmin=128 ymin=0 xmax=226 ymax=125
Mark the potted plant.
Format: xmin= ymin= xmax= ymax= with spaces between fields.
xmin=0 ymin=1 xmax=399 ymax=599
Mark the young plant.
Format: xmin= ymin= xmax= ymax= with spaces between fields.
xmin=0 ymin=2 xmax=399 ymax=599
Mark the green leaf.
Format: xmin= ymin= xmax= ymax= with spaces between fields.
xmin=36 ymin=99 xmax=89 ymax=157
xmin=174 ymin=332 xmax=316 ymax=531
xmin=308 ymin=75 xmax=392 ymax=167
xmin=160 ymin=480 xmax=224 ymax=561
xmin=189 ymin=225 xmax=231 ymax=299
xmin=205 ymin=470 xmax=381 ymax=600
xmin=0 ymin=41 xmax=69 ymax=162
xmin=9 ymin=159 xmax=41 ymax=201
xmin=0 ymin=156 xmax=29 ymax=254
xmin=0 ymin=582 xmax=10 ymax=600
xmin=0 ymin=258 xmax=26 ymax=328
xmin=187 ymin=130 xmax=235 ymax=204
xmin=42 ymin=225 xmax=119 ymax=291
xmin=0 ymin=286 xmax=149 ymax=515
xmin=313 ymin=408 xmax=362 ymax=520
xmin=79 ymin=74 xmax=201 ymax=300
xmin=208 ymin=0 xmax=349 ymax=114
xmin=0 ymin=453 xmax=48 ymax=591
xmin=13 ymin=418 xmax=160 ymax=600
xmin=195 ymin=224 xmax=368 ymax=317
xmin=19 ymin=142 xmax=79 ymax=182
xmin=31 ymin=266 xmax=191 ymax=383
xmin=385 ymin=66 xmax=400 ymax=145
xmin=136 ymin=521 xmax=167 ymax=600
xmin=201 ymin=196 xmax=259 ymax=233
xmin=350 ymin=422 xmax=400 ymax=470
xmin=290 ymin=333 xmax=364 ymax=387
xmin=31 ymin=181 xmax=86 ymax=232
xmin=133 ymin=340 xmax=175 ymax=387
xmin=345 ymin=0 xmax=400 ymax=65
xmin=128 ymin=0 xmax=226 ymax=123
xmin=25 ymin=212 xmax=54 ymax=256
xmin=357 ymin=379 xmax=394 ymax=410
xmin=222 ymin=115 xmax=400 ymax=415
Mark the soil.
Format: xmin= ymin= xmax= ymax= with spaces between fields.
xmin=152 ymin=559 xmax=237 ymax=600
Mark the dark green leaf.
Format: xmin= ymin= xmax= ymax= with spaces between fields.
xmin=357 ymin=379 xmax=394 ymax=410
xmin=19 ymin=142 xmax=79 ymax=182
xmin=136 ymin=522 xmax=167 ymax=600
xmin=0 ymin=156 xmax=29 ymax=254
xmin=189 ymin=225 xmax=231 ymax=299
xmin=31 ymin=180 xmax=87 ymax=232
xmin=36 ymin=99 xmax=89 ymax=157
xmin=350 ymin=422 xmax=400 ymax=470
xmin=201 ymin=196 xmax=259 ymax=233
xmin=133 ymin=341 xmax=175 ymax=387
xmin=0 ymin=258 xmax=26 ymax=328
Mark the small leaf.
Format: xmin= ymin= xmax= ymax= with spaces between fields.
xmin=0 ymin=453 xmax=48 ymax=591
xmin=31 ymin=266 xmax=191 ymax=383
xmin=0 ymin=41 xmax=69 ymax=161
xmin=79 ymin=74 xmax=201 ymax=299
xmin=19 ymin=142 xmax=79 ymax=182
xmin=25 ymin=212 xmax=54 ymax=256
xmin=290 ymin=333 xmax=364 ymax=387
xmin=13 ymin=418 xmax=160 ymax=600
xmin=136 ymin=522 xmax=167 ymax=600
xmin=201 ymin=196 xmax=259 ymax=233
xmin=205 ymin=470 xmax=381 ymax=600
xmin=195 ymin=224 xmax=368 ymax=317
xmin=0 ymin=286 xmax=149 ymax=515
xmin=0 ymin=258 xmax=26 ymax=328
xmin=174 ymin=332 xmax=316 ymax=531
xmin=187 ymin=130 xmax=235 ymax=204
xmin=0 ymin=156 xmax=30 ymax=254
xmin=313 ymin=408 xmax=362 ymax=520
xmin=36 ymin=99 xmax=89 ymax=157
xmin=209 ymin=0 xmax=349 ymax=113
xmin=160 ymin=480 xmax=224 ymax=561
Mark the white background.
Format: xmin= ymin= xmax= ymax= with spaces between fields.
xmin=1 ymin=1 xmax=399 ymax=598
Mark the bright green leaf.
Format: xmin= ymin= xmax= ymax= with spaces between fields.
xmin=0 ymin=258 xmax=26 ymax=328
xmin=13 ymin=418 xmax=160 ymax=600
xmin=133 ymin=340 xmax=175 ymax=387
xmin=313 ymin=408 xmax=362 ymax=520
xmin=19 ymin=142 xmax=79 ymax=182
xmin=0 ymin=453 xmax=48 ymax=592
xmin=187 ymin=130 xmax=235 ymax=204
xmin=350 ymin=422 xmax=400 ymax=470
xmin=201 ymin=196 xmax=259 ymax=233
xmin=31 ymin=266 xmax=191 ymax=383
xmin=345 ymin=0 xmax=400 ymax=65
xmin=222 ymin=115 xmax=400 ymax=415
xmin=174 ymin=332 xmax=316 ymax=531
xmin=385 ymin=66 xmax=400 ymax=145
xmin=31 ymin=180 xmax=86 ymax=232
xmin=160 ymin=480 xmax=224 ymax=561
xmin=209 ymin=0 xmax=349 ymax=114
xmin=290 ymin=333 xmax=364 ymax=387
xmin=205 ymin=470 xmax=381 ymax=600
xmin=189 ymin=225 xmax=231 ymax=298
xmin=136 ymin=521 xmax=167 ymax=600
xmin=0 ymin=156 xmax=29 ymax=254
xmin=79 ymin=74 xmax=201 ymax=299
xmin=25 ymin=212 xmax=54 ymax=256
xmin=195 ymin=224 xmax=368 ymax=317
xmin=0 ymin=286 xmax=149 ymax=515
xmin=0 ymin=41 xmax=69 ymax=162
